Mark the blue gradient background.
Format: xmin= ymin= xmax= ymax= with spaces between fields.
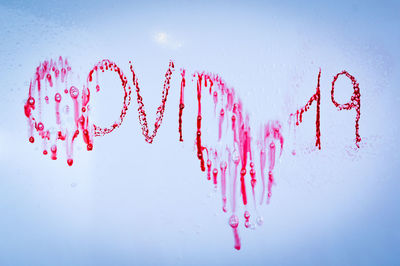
xmin=0 ymin=0 xmax=399 ymax=265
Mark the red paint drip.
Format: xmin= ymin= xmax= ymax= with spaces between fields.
xmin=130 ymin=61 xmax=174 ymax=143
xmin=229 ymin=215 xmax=241 ymax=250
xmin=195 ymin=73 xmax=205 ymax=172
xmin=240 ymin=168 xmax=248 ymax=206
xmin=193 ymin=71 xmax=284 ymax=250
xmin=206 ymin=159 xmax=212 ymax=180
xmin=259 ymin=120 xmax=283 ymax=204
xmin=250 ymin=162 xmax=256 ymax=208
xmin=267 ymin=143 xmax=275 ymax=204
xmin=50 ymin=144 xmax=57 ymax=160
xmin=259 ymin=148 xmax=266 ymax=205
xmin=218 ymin=108 xmax=225 ymax=141
xmin=178 ymin=69 xmax=185 ymax=142
xmin=331 ymin=70 xmax=361 ymax=147
xmin=238 ymin=113 xmax=251 ymax=207
xmin=293 ymin=69 xmax=321 ymax=149
xmin=213 ymin=168 xmax=218 ymax=187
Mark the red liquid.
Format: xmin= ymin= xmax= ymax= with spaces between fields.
xmin=195 ymin=73 xmax=205 ymax=172
xmin=24 ymin=58 xmax=361 ymax=250
xmin=229 ymin=214 xmax=241 ymax=250
xmin=262 ymin=121 xmax=283 ymax=204
xmin=91 ymin=59 xmax=132 ymax=138
xmin=130 ymin=61 xmax=174 ymax=144
xmin=193 ymin=72 xmax=284 ymax=250
xmin=331 ymin=71 xmax=362 ymax=147
xmin=178 ymin=69 xmax=186 ymax=142
xmin=24 ymin=57 xmax=132 ymax=165
xmin=292 ymin=69 xmax=321 ymax=149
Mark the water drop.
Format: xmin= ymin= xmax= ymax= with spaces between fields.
xmin=256 ymin=216 xmax=264 ymax=226
xmin=55 ymin=93 xmax=61 ymax=102
xmin=229 ymin=215 xmax=239 ymax=228
xmin=70 ymin=86 xmax=79 ymax=98
xmin=28 ymin=97 xmax=35 ymax=105
xmin=37 ymin=122 xmax=44 ymax=131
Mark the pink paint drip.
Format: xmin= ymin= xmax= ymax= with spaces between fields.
xmin=24 ymin=57 xmax=132 ymax=165
xmin=258 ymin=147 xmax=267 ymax=205
xmin=218 ymin=108 xmax=225 ymax=141
xmin=220 ymin=161 xmax=228 ymax=213
xmin=206 ymin=159 xmax=212 ymax=180
xmin=195 ymin=73 xmax=206 ymax=172
xmin=193 ymin=72 xmax=284 ymax=250
xmin=24 ymin=57 xmax=77 ymax=166
xmin=262 ymin=121 xmax=283 ymax=204
xmin=212 ymin=168 xmax=218 ymax=186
